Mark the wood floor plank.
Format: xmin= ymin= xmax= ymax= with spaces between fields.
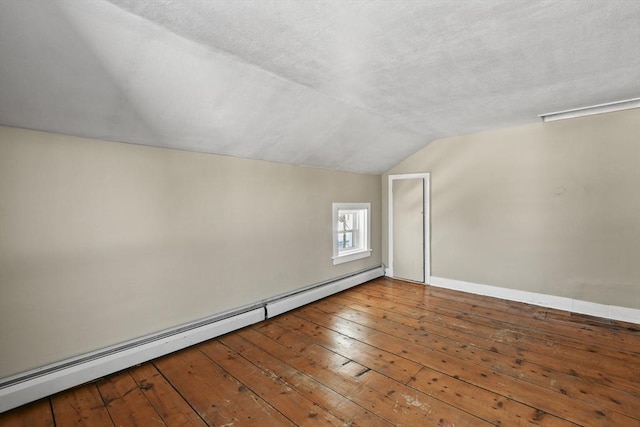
xmin=421 ymin=285 xmax=639 ymax=348
xmin=218 ymin=332 xmax=396 ymax=427
xmin=50 ymin=383 xmax=114 ymax=426
xmin=128 ymin=363 xmax=207 ymax=427
xmin=0 ymin=399 xmax=55 ymax=427
xmin=419 ymin=283 xmax=637 ymax=338
xmin=408 ymin=367 xmax=576 ymax=427
xmin=266 ymin=304 xmax=422 ymax=384
xmin=544 ymin=310 xmax=640 ymax=331
xmin=199 ymin=339 xmax=345 ymax=426
xmin=349 ymin=286 xmax=640 ymax=394
xmin=291 ymin=303 xmax=638 ymax=426
xmin=361 ymin=282 xmax=640 ymax=353
xmin=313 ymin=295 xmax=640 ymax=417
xmin=96 ymin=370 xmax=166 ymax=426
xmin=343 ymin=286 xmax=640 ymax=371
xmin=248 ymin=321 xmax=493 ymax=427
xmin=331 ymin=292 xmax=640 ymax=380
xmin=269 ymin=313 xmax=575 ymax=426
xmin=153 ymin=346 xmax=294 ymax=427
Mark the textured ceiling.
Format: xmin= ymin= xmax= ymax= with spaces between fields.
xmin=1 ymin=0 xmax=639 ymax=174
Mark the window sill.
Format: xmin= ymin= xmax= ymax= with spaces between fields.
xmin=332 ymin=249 xmax=372 ymax=265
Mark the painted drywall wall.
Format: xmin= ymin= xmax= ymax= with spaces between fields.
xmin=0 ymin=126 xmax=381 ymax=378
xmin=383 ymin=109 xmax=640 ymax=309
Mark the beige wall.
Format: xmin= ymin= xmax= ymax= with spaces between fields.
xmin=383 ymin=109 xmax=640 ymax=309
xmin=0 ymin=126 xmax=381 ymax=378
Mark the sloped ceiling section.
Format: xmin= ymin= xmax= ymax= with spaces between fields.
xmin=1 ymin=0 xmax=639 ymax=174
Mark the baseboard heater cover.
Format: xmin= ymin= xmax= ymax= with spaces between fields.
xmin=0 ymin=308 xmax=264 ymax=413
xmin=0 ymin=265 xmax=384 ymax=413
xmin=266 ymin=265 xmax=385 ymax=318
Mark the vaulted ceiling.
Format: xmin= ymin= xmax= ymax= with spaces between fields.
xmin=1 ymin=0 xmax=639 ymax=174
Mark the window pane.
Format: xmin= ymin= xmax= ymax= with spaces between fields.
xmin=338 ymin=212 xmax=354 ymax=232
xmin=338 ymin=210 xmax=357 ymax=252
xmin=339 ymin=231 xmax=354 ymax=250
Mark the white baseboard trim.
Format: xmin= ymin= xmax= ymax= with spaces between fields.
xmin=266 ymin=266 xmax=385 ymax=318
xmin=429 ymin=276 xmax=640 ymax=325
xmin=0 ymin=265 xmax=385 ymax=413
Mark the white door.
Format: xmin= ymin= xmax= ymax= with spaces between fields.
xmin=392 ymin=178 xmax=424 ymax=282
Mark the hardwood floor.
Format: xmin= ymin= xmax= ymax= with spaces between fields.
xmin=1 ymin=277 xmax=639 ymax=426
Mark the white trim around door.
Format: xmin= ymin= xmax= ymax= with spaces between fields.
xmin=387 ymin=173 xmax=430 ymax=283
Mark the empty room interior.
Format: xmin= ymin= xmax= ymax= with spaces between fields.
xmin=0 ymin=1 xmax=639 ymax=426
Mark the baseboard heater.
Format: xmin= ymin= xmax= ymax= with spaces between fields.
xmin=0 ymin=265 xmax=384 ymax=413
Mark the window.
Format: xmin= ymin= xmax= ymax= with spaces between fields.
xmin=332 ymin=203 xmax=371 ymax=265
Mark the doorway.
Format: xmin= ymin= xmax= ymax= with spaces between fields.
xmin=388 ymin=173 xmax=430 ymax=283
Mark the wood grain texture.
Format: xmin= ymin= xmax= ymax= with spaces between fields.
xmin=49 ymin=383 xmax=113 ymax=426
xmin=96 ymin=371 xmax=166 ymax=426
xmin=129 ymin=363 xmax=207 ymax=426
xmin=0 ymin=399 xmax=55 ymax=427
xmin=2 ymin=277 xmax=639 ymax=426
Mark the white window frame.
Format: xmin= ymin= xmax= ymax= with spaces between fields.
xmin=332 ymin=202 xmax=372 ymax=265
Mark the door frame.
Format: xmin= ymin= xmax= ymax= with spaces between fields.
xmin=387 ymin=173 xmax=430 ymax=283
